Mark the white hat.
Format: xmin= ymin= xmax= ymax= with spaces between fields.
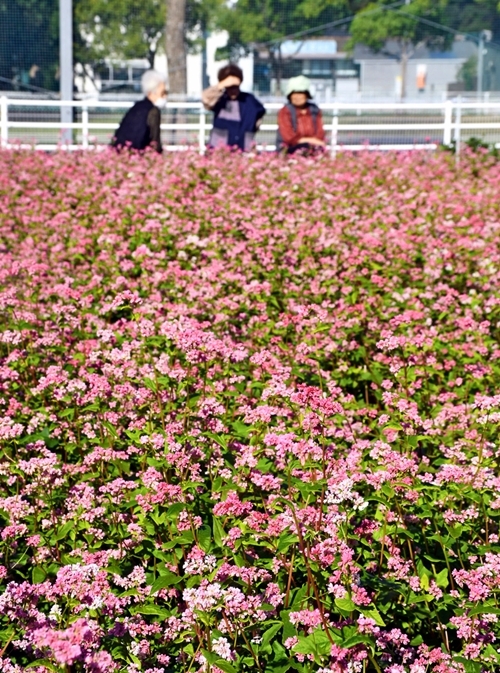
xmin=285 ymin=75 xmax=312 ymax=99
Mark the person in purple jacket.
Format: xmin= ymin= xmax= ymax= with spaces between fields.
xmin=202 ymin=64 xmax=265 ymax=152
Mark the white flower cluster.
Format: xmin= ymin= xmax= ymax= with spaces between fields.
xmin=183 ymin=553 xmax=217 ymax=576
xmin=212 ymin=637 xmax=233 ymax=661
xmin=325 ymin=478 xmax=368 ymax=511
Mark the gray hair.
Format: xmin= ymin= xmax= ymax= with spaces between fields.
xmin=141 ymin=70 xmax=168 ymax=96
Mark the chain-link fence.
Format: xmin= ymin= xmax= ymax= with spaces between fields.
xmin=2 ymin=1 xmax=500 ymax=127
xmin=3 ymin=2 xmax=500 ymax=99
xmin=0 ymin=0 xmax=60 ymax=95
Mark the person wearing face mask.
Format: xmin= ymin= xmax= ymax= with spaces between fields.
xmin=277 ymin=76 xmax=326 ymax=155
xmin=202 ymin=64 xmax=265 ymax=152
xmin=112 ymin=70 xmax=168 ymax=153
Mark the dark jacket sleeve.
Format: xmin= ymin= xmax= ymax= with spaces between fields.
xmin=147 ymin=107 xmax=162 ymax=153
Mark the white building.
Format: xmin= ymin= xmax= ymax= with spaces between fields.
xmin=75 ymin=31 xmax=254 ymax=100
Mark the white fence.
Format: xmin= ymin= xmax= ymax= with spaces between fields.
xmin=2 ymin=97 xmax=500 ymax=153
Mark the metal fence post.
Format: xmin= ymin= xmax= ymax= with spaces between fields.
xmin=443 ymin=99 xmax=453 ymax=147
xmin=199 ymin=106 xmax=206 ymax=154
xmin=59 ymin=0 xmax=73 ymax=145
xmin=82 ymin=104 xmax=89 ymax=149
xmin=331 ymin=108 xmax=339 ymax=158
xmin=454 ymin=95 xmax=462 ymax=165
xmin=0 ymin=97 xmax=7 ymax=149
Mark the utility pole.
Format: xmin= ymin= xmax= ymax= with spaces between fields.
xmin=202 ymin=28 xmax=209 ymax=90
xmin=59 ymin=0 xmax=73 ymax=145
xmin=477 ymin=29 xmax=492 ymax=99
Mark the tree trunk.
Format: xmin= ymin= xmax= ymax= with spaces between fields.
xmin=165 ymin=0 xmax=187 ymax=94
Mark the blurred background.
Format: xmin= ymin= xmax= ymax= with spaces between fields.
xmin=2 ymin=0 xmax=500 ymax=147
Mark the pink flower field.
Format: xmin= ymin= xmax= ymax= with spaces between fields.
xmin=1 ymin=148 xmax=500 ymax=673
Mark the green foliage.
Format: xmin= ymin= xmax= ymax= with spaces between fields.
xmin=75 ymin=0 xmax=165 ymax=68
xmin=216 ymin=0 xmax=358 ymax=67
xmin=349 ymin=0 xmax=452 ymax=56
xmin=75 ymin=0 xmax=225 ymax=70
xmin=457 ymin=54 xmax=478 ymax=90
xmin=0 ymin=0 xmax=59 ymax=91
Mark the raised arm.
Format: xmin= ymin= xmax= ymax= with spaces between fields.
xmin=202 ymin=85 xmax=223 ymax=111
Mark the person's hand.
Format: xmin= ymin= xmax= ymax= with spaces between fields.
xmin=218 ymin=75 xmax=241 ymax=91
xmin=299 ymin=137 xmax=326 ymax=146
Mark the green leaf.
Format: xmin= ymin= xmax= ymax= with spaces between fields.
xmin=468 ymin=605 xmax=500 ymax=617
xmin=32 ymin=566 xmax=46 ymax=584
xmin=280 ymin=610 xmax=298 ymax=640
xmin=435 ymin=568 xmax=449 ymax=588
xmin=447 ymin=523 xmax=464 ymax=539
xmin=272 ymin=665 xmax=291 ymax=673
xmin=58 ymin=407 xmax=75 ymax=419
xmin=335 ymin=597 xmax=355 ymax=613
xmin=166 ymin=503 xmax=185 ymax=517
xmin=131 ymin=605 xmax=170 ymax=620
xmin=150 ymin=572 xmax=182 ymax=593
xmin=420 ymin=572 xmax=430 ymax=590
xmin=143 ymin=377 xmax=157 ymax=392
xmin=213 ymin=518 xmax=226 ymax=547
xmin=205 ymin=432 xmax=228 ymax=450
xmin=291 ymin=585 xmax=308 ymax=608
xmin=261 ymin=622 xmax=282 ymax=648
xmin=163 ymin=532 xmax=194 ymax=549
xmin=24 ymin=660 xmax=61 ymax=672
xmin=198 ymin=524 xmax=212 ymax=552
xmin=102 ymin=420 xmax=118 ymax=438
xmin=360 ymin=607 xmax=386 ymax=627
xmin=452 ymin=657 xmax=481 ymax=673
xmin=293 ymin=629 xmax=332 ymax=659
xmin=54 ymin=521 xmax=73 ymax=542
xmin=277 ymin=532 xmax=299 ymax=554
xmin=482 ymin=644 xmax=500 ymax=663
xmin=341 ymin=634 xmax=371 ymax=648
xmin=232 ymin=420 xmax=252 ymax=438
xmin=201 ymin=650 xmax=219 ymax=665
xmin=214 ymin=660 xmax=237 ymax=673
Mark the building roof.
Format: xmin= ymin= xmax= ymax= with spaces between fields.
xmin=280 ymin=38 xmax=338 ymax=59
xmin=353 ymin=37 xmax=477 ymax=61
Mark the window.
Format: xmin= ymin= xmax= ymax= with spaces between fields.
xmin=302 ymin=60 xmax=333 ymax=77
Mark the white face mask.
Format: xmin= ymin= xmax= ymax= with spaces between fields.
xmin=154 ymin=96 xmax=167 ymax=109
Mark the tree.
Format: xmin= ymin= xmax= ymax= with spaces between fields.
xmin=0 ymin=0 xmax=59 ymax=92
xmin=75 ymin=0 xmax=165 ymax=69
xmin=217 ymin=0 xmax=356 ymax=91
xmin=444 ymin=0 xmax=500 ymax=42
xmin=165 ymin=0 xmax=187 ymax=93
xmin=349 ymin=0 xmax=452 ymax=100
xmin=166 ymin=0 xmax=226 ymax=93
xmin=76 ymin=0 xmax=223 ymax=94
xmin=457 ymin=54 xmax=477 ymax=90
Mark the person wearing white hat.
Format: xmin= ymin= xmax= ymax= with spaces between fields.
xmin=277 ymin=75 xmax=326 ymax=154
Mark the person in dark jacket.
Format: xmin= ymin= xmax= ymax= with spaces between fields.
xmin=202 ymin=64 xmax=265 ymax=152
xmin=277 ymin=76 xmax=326 ymax=154
xmin=112 ymin=70 xmax=168 ymax=153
